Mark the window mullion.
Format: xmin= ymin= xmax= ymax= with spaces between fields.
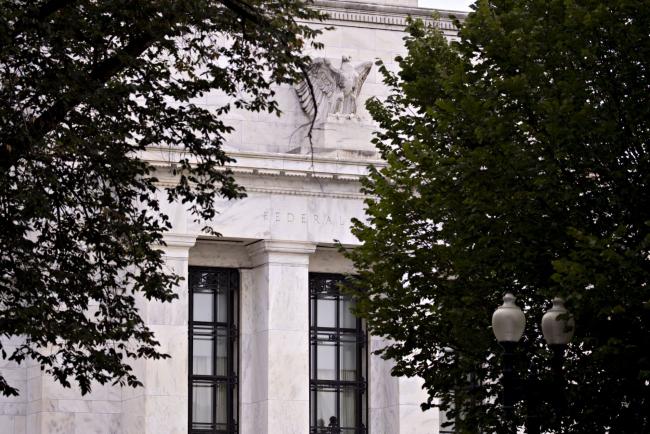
xmin=214 ymin=277 xmax=219 ymax=432
xmin=226 ymin=276 xmax=232 ymax=433
xmin=336 ymin=289 xmax=341 ymax=432
xmin=189 ymin=277 xmax=194 ymax=434
xmin=312 ymin=292 xmax=318 ymax=431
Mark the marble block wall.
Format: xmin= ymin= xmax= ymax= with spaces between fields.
xmin=369 ymin=336 xmax=401 ymax=433
xmin=341 ymin=0 xmax=418 ymax=5
xmin=398 ymin=377 xmax=439 ymax=434
xmin=0 ymin=243 xmax=442 ymax=434
xmin=0 ymin=336 xmax=26 ymax=434
xmin=28 ymin=378 xmax=121 ymax=434
xmin=199 ymin=1 xmax=459 ymax=156
xmin=120 ymin=234 xmax=196 ymax=434
xmin=368 ymin=337 xmax=440 ymax=434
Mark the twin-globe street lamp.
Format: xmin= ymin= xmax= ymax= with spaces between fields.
xmin=491 ymin=294 xmax=575 ymax=433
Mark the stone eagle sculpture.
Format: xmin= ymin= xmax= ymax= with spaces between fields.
xmin=295 ymin=56 xmax=373 ymax=122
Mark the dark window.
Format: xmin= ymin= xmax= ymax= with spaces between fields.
xmin=310 ymin=273 xmax=367 ymax=434
xmin=189 ymin=267 xmax=238 ymax=434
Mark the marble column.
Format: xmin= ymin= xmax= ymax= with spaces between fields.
xmin=369 ymin=337 xmax=438 ymax=434
xmin=398 ymin=376 xmax=438 ymax=434
xmin=369 ymin=336 xmax=400 ymax=434
xmin=241 ymin=240 xmax=316 ymax=434
xmin=122 ymin=233 xmax=197 ymax=434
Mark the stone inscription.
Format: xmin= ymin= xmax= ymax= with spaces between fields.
xmin=263 ymin=210 xmax=348 ymax=226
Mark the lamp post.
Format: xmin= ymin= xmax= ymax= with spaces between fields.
xmin=491 ymin=293 xmax=526 ymax=433
xmin=492 ymin=294 xmax=574 ymax=433
xmin=541 ymin=297 xmax=575 ymax=421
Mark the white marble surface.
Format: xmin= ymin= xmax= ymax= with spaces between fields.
xmin=369 ymin=336 xmax=401 ymax=433
xmin=121 ymin=236 xmax=194 ymax=434
xmin=341 ymin=0 xmax=418 ymax=5
xmin=239 ymin=400 xmax=267 ymax=434
xmin=240 ymin=241 xmax=315 ymax=434
xmin=400 ymin=403 xmax=439 ymax=434
xmin=72 ymin=413 xmax=121 ymax=434
xmin=309 ymin=247 xmax=357 ymax=274
xmin=0 ymin=415 xmax=25 ymax=434
xmin=177 ymin=189 xmax=367 ymax=246
xmin=398 ymin=377 xmax=439 ymax=434
xmin=189 ymin=241 xmax=252 ymax=269
xmin=370 ymin=406 xmax=400 ymax=434
xmin=290 ymin=117 xmax=378 ymax=158
xmin=132 ymin=1 xmax=418 ymax=159
xmin=119 ymin=397 xmax=144 ymax=434
xmin=0 ymin=339 xmax=27 ymax=434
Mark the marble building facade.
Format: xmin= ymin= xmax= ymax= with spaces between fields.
xmin=0 ymin=1 xmax=463 ymax=433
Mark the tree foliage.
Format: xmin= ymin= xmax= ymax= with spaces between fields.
xmin=0 ymin=0 xmax=323 ymax=396
xmin=346 ymin=1 xmax=650 ymax=432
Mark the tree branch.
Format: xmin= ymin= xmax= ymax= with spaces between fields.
xmin=9 ymin=0 xmax=77 ymax=40
xmin=2 ymin=17 xmax=178 ymax=169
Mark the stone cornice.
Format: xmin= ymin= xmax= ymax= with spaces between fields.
xmin=246 ymin=240 xmax=318 ymax=255
xmin=243 ymin=186 xmax=367 ymax=200
xmin=162 ymin=233 xmax=198 ymax=248
xmin=245 ymin=240 xmax=317 ymax=267
xmin=144 ymin=147 xmax=385 ymax=183
xmin=159 ymin=233 xmax=198 ymax=259
xmin=227 ymin=149 xmax=383 ymax=168
xmin=312 ymin=0 xmax=466 ymax=31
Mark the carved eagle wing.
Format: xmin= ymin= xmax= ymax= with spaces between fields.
xmin=354 ymin=61 xmax=373 ymax=99
xmin=294 ymin=58 xmax=342 ymax=119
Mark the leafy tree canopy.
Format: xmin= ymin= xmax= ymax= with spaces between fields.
xmin=347 ymin=1 xmax=649 ymax=432
xmin=0 ymin=0 xmax=323 ymax=396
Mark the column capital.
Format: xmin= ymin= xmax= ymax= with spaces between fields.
xmin=245 ymin=240 xmax=317 ymax=267
xmin=160 ymin=233 xmax=197 ymax=259
xmin=162 ymin=232 xmax=198 ymax=248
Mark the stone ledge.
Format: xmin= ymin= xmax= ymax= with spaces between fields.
xmin=245 ymin=240 xmax=318 ymax=268
xmin=313 ymin=0 xmax=467 ymax=31
xmin=245 ymin=240 xmax=318 ymax=257
xmin=144 ymin=147 xmax=385 ymax=185
xmin=161 ymin=233 xmax=198 ymax=249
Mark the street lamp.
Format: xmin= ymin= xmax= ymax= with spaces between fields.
xmin=491 ymin=293 xmax=526 ymax=420
xmin=492 ymin=293 xmax=526 ymax=343
xmin=491 ymin=294 xmax=575 ymax=433
xmin=541 ymin=297 xmax=574 ymax=419
xmin=541 ymin=296 xmax=575 ymax=345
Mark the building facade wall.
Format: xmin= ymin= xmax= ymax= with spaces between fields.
xmin=0 ymin=2 xmax=463 ymax=433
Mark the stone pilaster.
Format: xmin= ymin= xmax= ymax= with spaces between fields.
xmin=397 ymin=376 xmax=438 ymax=434
xmin=240 ymin=240 xmax=317 ymax=434
xmin=122 ymin=233 xmax=197 ymax=434
xmin=368 ymin=335 xmax=438 ymax=434
xmin=368 ymin=336 xmax=400 ymax=433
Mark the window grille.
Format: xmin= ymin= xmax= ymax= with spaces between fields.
xmin=189 ymin=267 xmax=238 ymax=434
xmin=309 ymin=273 xmax=367 ymax=434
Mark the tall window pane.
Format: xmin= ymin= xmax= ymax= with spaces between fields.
xmin=310 ymin=273 xmax=367 ymax=434
xmin=192 ymin=325 xmax=214 ymax=376
xmin=189 ymin=268 xmax=238 ymax=434
xmin=192 ymin=381 xmax=213 ymax=428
